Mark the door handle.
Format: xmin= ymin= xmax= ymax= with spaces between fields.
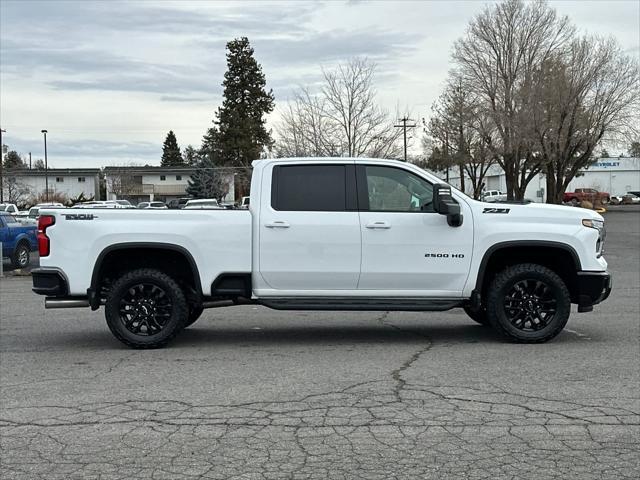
xmin=365 ymin=221 xmax=391 ymax=229
xmin=265 ymin=220 xmax=290 ymax=228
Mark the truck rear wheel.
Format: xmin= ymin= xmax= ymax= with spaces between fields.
xmin=105 ymin=268 xmax=188 ymax=349
xmin=12 ymin=243 xmax=30 ymax=269
xmin=486 ymin=263 xmax=571 ymax=343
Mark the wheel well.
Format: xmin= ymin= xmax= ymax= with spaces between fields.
xmin=477 ymin=245 xmax=580 ymax=302
xmin=16 ymin=239 xmax=31 ymax=250
xmin=92 ymin=246 xmax=202 ymax=305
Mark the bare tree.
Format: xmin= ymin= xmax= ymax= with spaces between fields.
xmin=453 ymin=0 xmax=575 ymax=200
xmin=275 ymin=59 xmax=404 ymax=159
xmin=106 ymin=167 xmax=140 ymax=199
xmin=4 ymin=176 xmax=32 ymax=206
xmin=426 ymin=75 xmax=497 ymax=199
xmin=530 ymin=37 xmax=639 ymax=203
xmin=275 ymin=88 xmax=339 ymax=157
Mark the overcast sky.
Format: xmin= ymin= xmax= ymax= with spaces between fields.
xmin=1 ymin=0 xmax=638 ymax=168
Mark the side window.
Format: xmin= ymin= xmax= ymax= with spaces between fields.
xmin=363 ymin=166 xmax=434 ymax=212
xmin=272 ymin=165 xmax=348 ymax=211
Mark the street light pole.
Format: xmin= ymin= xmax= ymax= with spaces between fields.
xmin=41 ymin=130 xmax=48 ymax=202
xmin=0 ymin=128 xmax=5 ymax=203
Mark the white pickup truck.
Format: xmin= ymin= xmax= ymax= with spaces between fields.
xmin=32 ymin=158 xmax=611 ymax=348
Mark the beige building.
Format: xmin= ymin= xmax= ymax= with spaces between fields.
xmin=103 ymin=166 xmax=236 ymax=205
xmin=2 ymin=168 xmax=101 ymax=206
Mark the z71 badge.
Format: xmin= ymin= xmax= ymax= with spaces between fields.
xmin=62 ymin=213 xmax=98 ymax=220
xmin=482 ymin=207 xmax=510 ymax=214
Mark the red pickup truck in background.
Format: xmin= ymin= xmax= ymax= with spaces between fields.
xmin=563 ymin=188 xmax=611 ymax=205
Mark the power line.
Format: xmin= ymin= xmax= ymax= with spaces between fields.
xmin=393 ymin=117 xmax=417 ymax=162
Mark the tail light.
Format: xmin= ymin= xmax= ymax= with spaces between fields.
xmin=38 ymin=215 xmax=55 ymax=256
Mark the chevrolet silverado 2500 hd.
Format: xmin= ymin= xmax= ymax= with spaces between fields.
xmin=32 ymin=158 xmax=611 ymax=348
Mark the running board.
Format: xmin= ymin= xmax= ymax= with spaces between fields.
xmin=259 ymin=297 xmax=464 ymax=312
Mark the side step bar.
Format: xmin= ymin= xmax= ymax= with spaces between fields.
xmin=259 ymin=297 xmax=464 ymax=312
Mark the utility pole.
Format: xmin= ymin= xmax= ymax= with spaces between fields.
xmin=29 ymin=152 xmax=32 ymax=169
xmin=42 ymin=130 xmax=49 ymax=202
xmin=394 ymin=117 xmax=416 ymax=162
xmin=0 ymin=128 xmax=5 ymax=202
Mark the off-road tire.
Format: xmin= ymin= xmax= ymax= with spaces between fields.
xmin=11 ymin=242 xmax=30 ymax=269
xmin=486 ymin=263 xmax=571 ymax=343
xmin=183 ymin=304 xmax=204 ymax=328
xmin=463 ymin=305 xmax=489 ymax=326
xmin=105 ymin=268 xmax=188 ymax=349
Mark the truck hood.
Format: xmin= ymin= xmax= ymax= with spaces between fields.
xmin=471 ymin=199 xmax=604 ymax=223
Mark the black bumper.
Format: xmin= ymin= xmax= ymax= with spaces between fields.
xmin=576 ymin=271 xmax=612 ymax=312
xmin=32 ymin=269 xmax=68 ymax=296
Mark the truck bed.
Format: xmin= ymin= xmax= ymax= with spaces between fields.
xmin=39 ymin=208 xmax=252 ymax=296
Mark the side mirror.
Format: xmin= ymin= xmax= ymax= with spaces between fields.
xmin=433 ymin=184 xmax=463 ymax=227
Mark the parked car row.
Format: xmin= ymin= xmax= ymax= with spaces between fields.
xmin=609 ymin=192 xmax=640 ymax=205
xmin=2 ymin=197 xmax=250 ymax=227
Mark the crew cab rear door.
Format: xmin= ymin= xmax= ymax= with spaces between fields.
xmin=356 ymin=164 xmax=473 ymax=295
xmin=257 ymin=162 xmax=361 ymax=291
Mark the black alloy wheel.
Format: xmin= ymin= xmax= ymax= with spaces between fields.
xmin=118 ymin=283 xmax=173 ymax=336
xmin=105 ymin=269 xmax=187 ymax=349
xmin=486 ymin=263 xmax=571 ymax=343
xmin=503 ymin=279 xmax=558 ymax=332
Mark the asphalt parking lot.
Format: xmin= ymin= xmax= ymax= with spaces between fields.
xmin=1 ymin=210 xmax=638 ymax=479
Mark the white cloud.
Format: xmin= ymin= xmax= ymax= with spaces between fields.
xmin=1 ymin=0 xmax=638 ymax=167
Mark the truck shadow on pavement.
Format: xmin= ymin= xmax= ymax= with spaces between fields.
xmin=169 ymin=322 xmax=582 ymax=348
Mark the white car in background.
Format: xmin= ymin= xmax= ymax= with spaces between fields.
xmin=183 ymin=199 xmax=223 ymax=210
xmin=482 ymin=190 xmax=508 ymax=203
xmin=137 ymin=201 xmax=168 ymax=209
xmin=0 ymin=203 xmax=20 ymax=214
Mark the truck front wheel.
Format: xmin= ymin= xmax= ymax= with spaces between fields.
xmin=486 ymin=264 xmax=571 ymax=343
xmin=105 ymin=268 xmax=188 ymax=349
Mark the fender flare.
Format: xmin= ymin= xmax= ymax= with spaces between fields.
xmin=89 ymin=242 xmax=203 ymax=298
xmin=474 ymin=240 xmax=582 ymax=291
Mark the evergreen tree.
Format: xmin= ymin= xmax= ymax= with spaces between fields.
xmin=186 ymin=156 xmax=228 ymax=201
xmin=202 ymin=37 xmax=275 ymax=195
xmin=3 ymin=151 xmax=26 ymax=169
xmin=183 ymin=145 xmax=201 ymax=166
xmin=160 ymin=131 xmax=184 ymax=167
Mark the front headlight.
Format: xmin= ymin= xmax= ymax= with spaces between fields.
xmin=582 ymin=218 xmax=605 ymax=256
xmin=582 ymin=218 xmax=604 ymax=230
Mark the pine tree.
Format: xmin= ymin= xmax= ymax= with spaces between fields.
xmin=186 ymin=156 xmax=228 ymax=201
xmin=183 ymin=145 xmax=201 ymax=166
xmin=161 ymin=131 xmax=184 ymax=167
xmin=202 ymin=37 xmax=275 ymax=195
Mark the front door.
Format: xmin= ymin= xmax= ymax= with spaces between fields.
xmin=258 ymin=163 xmax=361 ymax=292
xmin=357 ymin=165 xmax=473 ymax=296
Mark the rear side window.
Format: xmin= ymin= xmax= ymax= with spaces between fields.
xmin=272 ymin=165 xmax=352 ymax=211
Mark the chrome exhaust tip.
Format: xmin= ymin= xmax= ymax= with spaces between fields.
xmin=45 ymin=298 xmax=90 ymax=309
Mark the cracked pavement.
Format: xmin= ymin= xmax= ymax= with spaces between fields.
xmin=1 ymin=212 xmax=638 ymax=479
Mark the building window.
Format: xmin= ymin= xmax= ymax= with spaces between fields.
xmin=176 ymin=175 xmax=182 ymax=181
xmin=56 ymin=177 xmax=64 ymax=183
xmin=78 ymin=177 xmax=86 ymax=182
xmin=160 ymin=175 xmax=166 ymax=181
